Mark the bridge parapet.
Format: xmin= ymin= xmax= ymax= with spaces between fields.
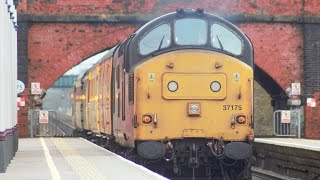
xmin=17 ymin=0 xmax=319 ymax=17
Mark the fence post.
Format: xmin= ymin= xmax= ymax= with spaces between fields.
xmin=29 ymin=109 xmax=34 ymax=138
xmin=297 ymin=109 xmax=301 ymax=138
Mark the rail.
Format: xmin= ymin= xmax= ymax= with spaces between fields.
xmin=251 ymin=167 xmax=298 ymax=180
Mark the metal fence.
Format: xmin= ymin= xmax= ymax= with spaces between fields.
xmin=273 ymin=109 xmax=301 ymax=138
xmin=28 ymin=109 xmax=74 ymax=137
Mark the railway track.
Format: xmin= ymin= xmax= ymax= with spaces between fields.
xmin=51 ymin=113 xmax=75 ymax=136
xmin=251 ymin=167 xmax=299 ymax=180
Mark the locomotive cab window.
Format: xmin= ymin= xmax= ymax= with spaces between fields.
xmin=139 ymin=24 xmax=171 ymax=55
xmin=174 ymin=18 xmax=207 ymax=45
xmin=211 ymin=24 xmax=243 ymax=55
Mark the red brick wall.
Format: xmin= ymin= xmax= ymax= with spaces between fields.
xmin=28 ymin=23 xmax=138 ymax=90
xmin=16 ymin=0 xmax=320 ymax=138
xmin=304 ymin=0 xmax=320 ymax=16
xmin=26 ymin=23 xmax=304 ymax=92
xmin=304 ymin=24 xmax=320 ymax=139
xmin=18 ymin=0 xmax=308 ymax=16
xmin=17 ymin=102 xmax=29 ymax=138
xmin=239 ymin=23 xmax=304 ymax=90
xmin=18 ymin=23 xmax=138 ymax=137
xmin=305 ymin=92 xmax=320 ymax=138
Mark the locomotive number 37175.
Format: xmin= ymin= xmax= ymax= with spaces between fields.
xmin=223 ymin=105 xmax=242 ymax=110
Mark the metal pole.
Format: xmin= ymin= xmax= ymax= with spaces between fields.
xmin=297 ymin=109 xmax=301 ymax=138
xmin=30 ymin=109 xmax=34 ymax=138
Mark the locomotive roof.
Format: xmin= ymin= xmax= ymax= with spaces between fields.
xmin=78 ymin=45 xmax=119 ymax=82
xmin=125 ymin=9 xmax=254 ymax=72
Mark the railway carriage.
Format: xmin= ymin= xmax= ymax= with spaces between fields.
xmin=72 ymin=9 xmax=255 ymax=179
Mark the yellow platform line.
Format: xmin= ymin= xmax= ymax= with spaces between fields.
xmin=40 ymin=137 xmax=61 ymax=180
xmin=52 ymin=138 xmax=107 ymax=180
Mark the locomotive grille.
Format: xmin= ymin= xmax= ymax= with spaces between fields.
xmin=129 ymin=73 xmax=134 ymax=104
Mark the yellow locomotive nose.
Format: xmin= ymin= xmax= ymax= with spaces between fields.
xmin=134 ymin=50 xmax=253 ymax=141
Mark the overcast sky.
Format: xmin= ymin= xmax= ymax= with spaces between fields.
xmin=64 ymin=50 xmax=109 ymax=76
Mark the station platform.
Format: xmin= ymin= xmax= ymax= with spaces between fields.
xmin=255 ymin=138 xmax=320 ymax=152
xmin=253 ymin=138 xmax=320 ymax=179
xmin=0 ymin=138 xmax=168 ymax=180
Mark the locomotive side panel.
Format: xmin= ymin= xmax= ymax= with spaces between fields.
xmin=112 ymin=50 xmax=135 ymax=147
xmin=80 ymin=83 xmax=87 ymax=130
xmin=82 ymin=77 xmax=90 ymax=130
xmin=99 ymin=60 xmax=113 ymax=135
xmin=98 ymin=64 xmax=105 ymax=132
xmin=119 ymin=72 xmax=135 ymax=147
xmin=112 ymin=53 xmax=124 ymax=144
xmin=87 ymin=69 xmax=100 ymax=133
xmin=72 ymin=79 xmax=83 ymax=129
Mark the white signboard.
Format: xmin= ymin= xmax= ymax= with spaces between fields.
xmin=17 ymin=97 xmax=26 ymax=107
xmin=291 ymin=83 xmax=301 ymax=95
xmin=307 ymin=98 xmax=316 ymax=107
xmin=39 ymin=110 xmax=49 ymax=123
xmin=281 ymin=111 xmax=291 ymax=123
xmin=17 ymin=80 xmax=25 ymax=94
xmin=31 ymin=82 xmax=41 ymax=95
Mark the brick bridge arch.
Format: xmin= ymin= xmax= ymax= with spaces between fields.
xmin=27 ymin=23 xmax=139 ymax=89
xmin=17 ymin=0 xmax=320 ymax=138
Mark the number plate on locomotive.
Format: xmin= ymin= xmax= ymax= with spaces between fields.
xmin=223 ymin=105 xmax=242 ymax=110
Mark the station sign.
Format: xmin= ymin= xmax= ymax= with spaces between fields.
xmin=281 ymin=111 xmax=291 ymax=123
xmin=17 ymin=80 xmax=25 ymax=94
xmin=31 ymin=82 xmax=41 ymax=95
xmin=39 ymin=110 xmax=49 ymax=123
xmin=291 ymin=83 xmax=301 ymax=96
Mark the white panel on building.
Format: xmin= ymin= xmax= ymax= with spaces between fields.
xmin=0 ymin=0 xmax=18 ymax=172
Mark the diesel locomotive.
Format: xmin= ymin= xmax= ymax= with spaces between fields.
xmin=72 ymin=9 xmax=254 ymax=179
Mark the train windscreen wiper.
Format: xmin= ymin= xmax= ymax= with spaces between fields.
xmin=216 ymin=35 xmax=224 ymax=50
xmin=157 ymin=35 xmax=165 ymax=50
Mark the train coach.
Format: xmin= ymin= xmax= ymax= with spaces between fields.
xmin=72 ymin=8 xmax=255 ymax=179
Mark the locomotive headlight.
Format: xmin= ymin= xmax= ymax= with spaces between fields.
xmin=168 ymin=81 xmax=178 ymax=92
xmin=210 ymin=81 xmax=221 ymax=92
xmin=190 ymin=105 xmax=199 ymax=113
xmin=142 ymin=114 xmax=153 ymax=124
xmin=188 ymin=103 xmax=201 ymax=116
xmin=236 ymin=115 xmax=247 ymax=125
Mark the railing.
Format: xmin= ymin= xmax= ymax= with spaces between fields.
xmin=273 ymin=109 xmax=301 ymax=138
xmin=28 ymin=109 xmax=74 ymax=137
